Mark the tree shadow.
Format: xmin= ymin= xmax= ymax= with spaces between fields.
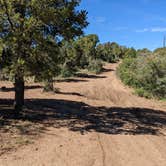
xmin=0 ymin=85 xmax=42 ymax=92
xmin=56 ymin=91 xmax=84 ymax=97
xmin=74 ymin=67 xmax=115 ymax=79
xmin=101 ymin=68 xmax=115 ymax=73
xmin=75 ymin=73 xmax=106 ymax=79
xmin=55 ymin=78 xmax=88 ymax=83
xmin=0 ymin=98 xmax=166 ymax=136
xmin=55 ymin=67 xmax=112 ymax=83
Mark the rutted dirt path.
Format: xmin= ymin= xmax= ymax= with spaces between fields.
xmin=0 ymin=63 xmax=166 ymax=166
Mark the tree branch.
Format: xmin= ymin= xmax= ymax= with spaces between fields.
xmin=2 ymin=0 xmax=15 ymax=31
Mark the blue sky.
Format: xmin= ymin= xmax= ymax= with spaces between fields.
xmin=79 ymin=0 xmax=166 ymax=50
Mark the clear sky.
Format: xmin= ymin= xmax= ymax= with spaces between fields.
xmin=79 ymin=0 xmax=166 ymax=50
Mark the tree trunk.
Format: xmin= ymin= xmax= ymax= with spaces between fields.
xmin=43 ymin=78 xmax=54 ymax=92
xmin=14 ymin=74 xmax=25 ymax=115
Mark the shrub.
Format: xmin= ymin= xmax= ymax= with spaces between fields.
xmin=117 ymin=57 xmax=138 ymax=86
xmin=87 ymin=59 xmax=103 ymax=74
xmin=135 ymin=88 xmax=152 ymax=99
xmin=60 ymin=63 xmax=76 ymax=78
xmin=118 ymin=53 xmax=166 ymax=99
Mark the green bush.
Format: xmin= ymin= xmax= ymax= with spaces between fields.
xmin=118 ymin=53 xmax=166 ymax=99
xmin=135 ymin=88 xmax=152 ymax=99
xmin=60 ymin=63 xmax=76 ymax=78
xmin=87 ymin=59 xmax=103 ymax=74
xmin=96 ymin=42 xmax=126 ymax=63
xmin=117 ymin=57 xmax=138 ymax=86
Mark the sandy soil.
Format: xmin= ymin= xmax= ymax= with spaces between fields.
xmin=0 ymin=63 xmax=166 ymax=166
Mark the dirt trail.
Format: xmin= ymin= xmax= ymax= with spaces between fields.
xmin=0 ymin=63 xmax=166 ymax=166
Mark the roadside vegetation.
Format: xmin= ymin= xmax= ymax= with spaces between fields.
xmin=118 ymin=48 xmax=166 ymax=100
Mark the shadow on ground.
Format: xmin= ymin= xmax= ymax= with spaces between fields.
xmin=54 ymin=73 xmax=106 ymax=83
xmin=0 ymin=98 xmax=166 ymax=136
xmin=55 ymin=78 xmax=88 ymax=83
xmin=0 ymin=85 xmax=42 ymax=92
xmin=75 ymin=73 xmax=107 ymax=79
xmin=56 ymin=91 xmax=84 ymax=97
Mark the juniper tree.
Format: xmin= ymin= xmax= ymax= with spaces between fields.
xmin=0 ymin=0 xmax=88 ymax=114
xmin=96 ymin=42 xmax=125 ymax=62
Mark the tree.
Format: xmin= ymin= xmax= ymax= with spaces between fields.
xmin=96 ymin=42 xmax=122 ymax=62
xmin=153 ymin=47 xmax=166 ymax=56
xmin=137 ymin=48 xmax=151 ymax=56
xmin=124 ymin=48 xmax=137 ymax=58
xmin=29 ymin=38 xmax=61 ymax=91
xmin=60 ymin=34 xmax=99 ymax=73
xmin=59 ymin=39 xmax=79 ymax=77
xmin=0 ymin=0 xmax=88 ymax=114
xmin=75 ymin=34 xmax=99 ymax=68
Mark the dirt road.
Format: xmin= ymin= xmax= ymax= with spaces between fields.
xmin=0 ymin=63 xmax=166 ymax=166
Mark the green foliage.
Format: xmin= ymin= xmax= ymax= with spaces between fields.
xmin=135 ymin=88 xmax=152 ymax=99
xmin=96 ymin=42 xmax=126 ymax=63
xmin=0 ymin=0 xmax=88 ymax=111
xmin=59 ymin=40 xmax=80 ymax=75
xmin=0 ymin=0 xmax=88 ymax=81
xmin=136 ymin=48 xmax=151 ymax=56
xmin=118 ymin=52 xmax=166 ymax=99
xmin=87 ymin=59 xmax=103 ymax=74
xmin=75 ymin=34 xmax=99 ymax=68
xmin=60 ymin=62 xmax=76 ymax=78
xmin=28 ymin=39 xmax=61 ymax=81
xmin=117 ymin=57 xmax=138 ymax=86
xmin=124 ymin=48 xmax=137 ymax=58
xmin=153 ymin=47 xmax=166 ymax=56
xmin=59 ymin=34 xmax=101 ymax=75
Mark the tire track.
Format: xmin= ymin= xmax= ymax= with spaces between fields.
xmin=97 ymin=134 xmax=106 ymax=166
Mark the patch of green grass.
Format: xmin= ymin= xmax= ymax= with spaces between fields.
xmin=135 ymin=88 xmax=152 ymax=99
xmin=160 ymin=98 xmax=166 ymax=102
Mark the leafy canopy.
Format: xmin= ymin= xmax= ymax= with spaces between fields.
xmin=0 ymin=0 xmax=88 ymax=79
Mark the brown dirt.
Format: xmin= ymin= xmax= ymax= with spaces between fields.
xmin=0 ymin=63 xmax=166 ymax=166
